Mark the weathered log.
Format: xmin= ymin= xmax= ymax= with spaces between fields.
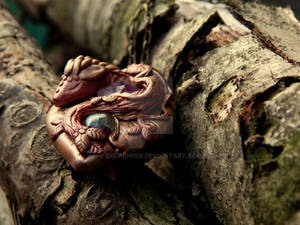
xmin=46 ymin=0 xmax=178 ymax=65
xmin=0 ymin=1 xmax=218 ymax=224
xmin=45 ymin=0 xmax=300 ymax=224
xmin=0 ymin=187 xmax=14 ymax=225
xmin=2 ymin=0 xmax=300 ymax=224
xmin=175 ymin=2 xmax=300 ymax=225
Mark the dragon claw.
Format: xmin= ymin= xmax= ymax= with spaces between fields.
xmin=64 ymin=58 xmax=75 ymax=76
xmin=90 ymin=96 xmax=103 ymax=105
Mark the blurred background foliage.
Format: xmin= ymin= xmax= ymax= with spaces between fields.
xmin=4 ymin=0 xmax=84 ymax=74
xmin=5 ymin=0 xmax=50 ymax=48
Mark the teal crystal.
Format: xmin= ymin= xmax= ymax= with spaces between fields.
xmin=84 ymin=113 xmax=115 ymax=132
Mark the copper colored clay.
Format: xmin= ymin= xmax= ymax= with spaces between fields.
xmin=46 ymin=55 xmax=173 ymax=173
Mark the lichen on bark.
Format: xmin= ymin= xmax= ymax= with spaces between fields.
xmin=0 ymin=2 xmax=200 ymax=224
xmin=1 ymin=0 xmax=300 ymax=224
xmin=250 ymin=83 xmax=300 ymax=224
xmin=177 ymin=32 xmax=300 ymax=225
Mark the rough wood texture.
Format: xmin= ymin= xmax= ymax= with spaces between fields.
xmin=0 ymin=2 xmax=210 ymax=225
xmin=175 ymin=1 xmax=300 ymax=225
xmin=178 ymin=33 xmax=300 ymax=225
xmin=1 ymin=0 xmax=300 ymax=225
xmin=231 ymin=1 xmax=300 ymax=64
xmin=0 ymin=188 xmax=14 ymax=225
xmin=46 ymin=0 xmax=178 ymax=64
xmin=150 ymin=1 xmax=250 ymax=79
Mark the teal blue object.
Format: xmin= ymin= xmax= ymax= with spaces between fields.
xmin=5 ymin=0 xmax=20 ymax=15
xmin=5 ymin=0 xmax=51 ymax=49
xmin=23 ymin=18 xmax=50 ymax=48
xmin=84 ymin=113 xmax=115 ymax=132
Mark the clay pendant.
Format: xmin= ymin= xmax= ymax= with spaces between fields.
xmin=46 ymin=55 xmax=173 ymax=173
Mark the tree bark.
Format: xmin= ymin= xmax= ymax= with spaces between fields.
xmin=0 ymin=187 xmax=14 ymax=225
xmin=175 ymin=2 xmax=300 ymax=225
xmin=2 ymin=0 xmax=300 ymax=225
xmin=176 ymin=2 xmax=300 ymax=225
xmin=46 ymin=0 xmax=178 ymax=65
xmin=0 ymin=1 xmax=217 ymax=225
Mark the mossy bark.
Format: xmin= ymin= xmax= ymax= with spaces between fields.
xmin=2 ymin=0 xmax=300 ymax=225
xmin=46 ymin=0 xmax=178 ymax=64
xmin=174 ymin=1 xmax=300 ymax=225
xmin=0 ymin=1 xmax=210 ymax=225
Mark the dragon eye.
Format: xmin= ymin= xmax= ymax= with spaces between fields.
xmin=83 ymin=113 xmax=115 ymax=134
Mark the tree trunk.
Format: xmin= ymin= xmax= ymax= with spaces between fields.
xmin=1 ymin=0 xmax=300 ymax=225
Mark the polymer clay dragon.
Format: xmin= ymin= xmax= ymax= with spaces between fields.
xmin=46 ymin=55 xmax=173 ymax=172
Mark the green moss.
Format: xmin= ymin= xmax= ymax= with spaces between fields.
xmin=246 ymin=144 xmax=275 ymax=165
xmin=133 ymin=187 xmax=176 ymax=224
xmin=249 ymin=108 xmax=270 ymax=136
xmin=206 ymin=79 xmax=232 ymax=113
xmin=60 ymin=169 xmax=72 ymax=178
xmin=110 ymin=0 xmax=148 ymax=62
xmin=250 ymin=130 xmax=300 ymax=225
xmin=242 ymin=82 xmax=300 ymax=225
xmin=286 ymin=131 xmax=300 ymax=151
xmin=126 ymin=204 xmax=150 ymax=225
xmin=30 ymin=209 xmax=36 ymax=220
xmin=243 ymin=106 xmax=278 ymax=169
xmin=126 ymin=183 xmax=192 ymax=225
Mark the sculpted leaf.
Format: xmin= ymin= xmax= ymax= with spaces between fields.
xmin=86 ymin=128 xmax=106 ymax=140
xmin=75 ymin=134 xmax=90 ymax=154
xmin=144 ymin=122 xmax=158 ymax=133
xmin=87 ymin=143 xmax=103 ymax=154
xmin=64 ymin=124 xmax=75 ymax=136
xmin=128 ymin=125 xmax=142 ymax=135
xmin=141 ymin=127 xmax=151 ymax=140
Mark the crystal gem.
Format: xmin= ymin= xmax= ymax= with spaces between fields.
xmin=83 ymin=113 xmax=115 ymax=133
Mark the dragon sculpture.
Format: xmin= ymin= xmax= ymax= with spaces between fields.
xmin=46 ymin=55 xmax=173 ymax=172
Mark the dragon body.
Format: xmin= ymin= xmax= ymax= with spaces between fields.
xmin=46 ymin=56 xmax=173 ymax=172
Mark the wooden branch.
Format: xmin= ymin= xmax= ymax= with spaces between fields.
xmin=0 ymin=2 xmax=212 ymax=225
xmin=174 ymin=2 xmax=300 ymax=225
xmin=0 ymin=187 xmax=14 ymax=225
xmin=46 ymin=0 xmax=178 ymax=64
xmin=3 ymin=0 xmax=300 ymax=225
xmin=44 ymin=1 xmax=300 ymax=224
